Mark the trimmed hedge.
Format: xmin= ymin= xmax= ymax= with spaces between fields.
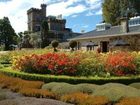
xmin=0 ymin=68 xmax=140 ymax=85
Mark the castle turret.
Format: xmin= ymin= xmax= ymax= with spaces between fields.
xmin=41 ymin=4 xmax=47 ymax=18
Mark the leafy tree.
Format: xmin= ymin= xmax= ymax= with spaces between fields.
xmin=102 ymin=0 xmax=139 ymax=25
xmin=0 ymin=17 xmax=18 ymax=50
xmin=51 ymin=40 xmax=59 ymax=52
xmin=21 ymin=34 xmax=33 ymax=48
xmin=69 ymin=40 xmax=77 ymax=51
xmin=41 ymin=20 xmax=49 ymax=48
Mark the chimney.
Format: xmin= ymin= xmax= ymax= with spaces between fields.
xmin=120 ymin=17 xmax=129 ymax=33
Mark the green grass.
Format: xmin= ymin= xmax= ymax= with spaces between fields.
xmin=0 ymin=67 xmax=140 ymax=85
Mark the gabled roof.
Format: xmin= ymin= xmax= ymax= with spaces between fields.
xmin=70 ymin=25 xmax=140 ymax=40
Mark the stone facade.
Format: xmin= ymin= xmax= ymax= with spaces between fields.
xmin=27 ymin=4 xmax=81 ymax=43
xmin=70 ymin=17 xmax=140 ymax=52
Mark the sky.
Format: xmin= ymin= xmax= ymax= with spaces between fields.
xmin=0 ymin=0 xmax=103 ymax=33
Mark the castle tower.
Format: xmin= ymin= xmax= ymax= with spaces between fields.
xmin=27 ymin=4 xmax=47 ymax=32
xmin=41 ymin=4 xmax=47 ymax=18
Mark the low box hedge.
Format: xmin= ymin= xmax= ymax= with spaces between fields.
xmin=0 ymin=67 xmax=140 ymax=85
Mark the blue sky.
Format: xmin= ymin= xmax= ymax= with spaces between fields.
xmin=0 ymin=0 xmax=103 ymax=33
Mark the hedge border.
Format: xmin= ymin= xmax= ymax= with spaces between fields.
xmin=0 ymin=68 xmax=140 ymax=85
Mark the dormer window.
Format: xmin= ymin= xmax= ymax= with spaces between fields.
xmin=96 ymin=23 xmax=111 ymax=31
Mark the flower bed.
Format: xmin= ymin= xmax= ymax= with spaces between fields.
xmin=11 ymin=51 xmax=140 ymax=77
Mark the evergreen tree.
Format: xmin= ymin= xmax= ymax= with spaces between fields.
xmin=41 ymin=20 xmax=49 ymax=48
xmin=0 ymin=17 xmax=18 ymax=50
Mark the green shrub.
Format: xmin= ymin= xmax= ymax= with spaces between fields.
xmin=129 ymin=83 xmax=140 ymax=89
xmin=69 ymin=40 xmax=77 ymax=51
xmin=43 ymin=82 xmax=76 ymax=95
xmin=51 ymin=40 xmax=59 ymax=52
xmin=75 ymin=83 xmax=99 ymax=94
xmin=76 ymin=57 xmax=105 ymax=76
xmin=92 ymin=83 xmax=140 ymax=102
xmin=0 ymin=53 xmax=12 ymax=64
xmin=1 ymin=68 xmax=140 ymax=85
xmin=42 ymin=82 xmax=99 ymax=95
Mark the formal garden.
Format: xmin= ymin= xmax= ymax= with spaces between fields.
xmin=0 ymin=48 xmax=139 ymax=105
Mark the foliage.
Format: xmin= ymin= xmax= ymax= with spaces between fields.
xmin=129 ymin=83 xmax=140 ymax=89
xmin=13 ymin=53 xmax=80 ymax=75
xmin=0 ymin=73 xmax=44 ymax=92
xmin=51 ymin=40 xmax=59 ymax=52
xmin=93 ymin=83 xmax=140 ymax=102
xmin=0 ymin=17 xmax=18 ymax=50
xmin=61 ymin=92 xmax=109 ymax=105
xmin=41 ymin=20 xmax=49 ymax=48
xmin=69 ymin=40 xmax=77 ymax=51
xmin=19 ymin=88 xmax=57 ymax=99
xmin=1 ymin=67 xmax=140 ymax=85
xmin=102 ymin=0 xmax=139 ymax=25
xmin=105 ymin=52 xmax=136 ymax=76
xmin=42 ymin=82 xmax=99 ymax=95
xmin=20 ymin=35 xmax=33 ymax=48
xmin=76 ymin=53 xmax=105 ymax=76
xmin=116 ymin=97 xmax=140 ymax=105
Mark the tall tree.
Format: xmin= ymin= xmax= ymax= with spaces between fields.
xmin=41 ymin=20 xmax=49 ymax=48
xmin=0 ymin=17 xmax=18 ymax=50
xmin=102 ymin=0 xmax=139 ymax=25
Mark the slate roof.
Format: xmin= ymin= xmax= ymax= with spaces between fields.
xmin=71 ymin=25 xmax=140 ymax=40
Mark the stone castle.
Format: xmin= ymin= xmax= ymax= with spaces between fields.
xmin=27 ymin=4 xmax=80 ymax=43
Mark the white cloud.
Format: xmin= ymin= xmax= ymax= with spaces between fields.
xmin=71 ymin=14 xmax=78 ymax=18
xmin=95 ymin=9 xmax=102 ymax=15
xmin=0 ymin=0 xmax=102 ymax=33
xmin=86 ymin=11 xmax=94 ymax=16
xmin=82 ymin=25 xmax=89 ymax=28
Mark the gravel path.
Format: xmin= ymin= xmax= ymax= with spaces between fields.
xmin=0 ymin=88 xmax=73 ymax=105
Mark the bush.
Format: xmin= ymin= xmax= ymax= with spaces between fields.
xmin=0 ymin=73 xmax=44 ymax=92
xmin=19 ymin=88 xmax=57 ymax=99
xmin=92 ymin=83 xmax=140 ymax=102
xmin=75 ymin=83 xmax=99 ymax=94
xmin=13 ymin=53 xmax=80 ymax=75
xmin=69 ymin=40 xmax=77 ymax=51
xmin=43 ymin=82 xmax=76 ymax=96
xmin=61 ymin=92 xmax=109 ymax=105
xmin=116 ymin=97 xmax=140 ymax=105
xmin=51 ymin=40 xmax=59 ymax=52
xmin=42 ymin=82 xmax=99 ymax=95
xmin=1 ymin=68 xmax=140 ymax=85
xmin=129 ymin=83 xmax=140 ymax=89
xmin=105 ymin=52 xmax=137 ymax=76
xmin=76 ymin=57 xmax=105 ymax=76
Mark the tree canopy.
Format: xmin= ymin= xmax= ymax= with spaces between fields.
xmin=102 ymin=0 xmax=140 ymax=25
xmin=0 ymin=17 xmax=18 ymax=50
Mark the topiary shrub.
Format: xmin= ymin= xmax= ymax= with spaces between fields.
xmin=51 ymin=40 xmax=59 ymax=52
xmin=42 ymin=82 xmax=99 ymax=95
xmin=92 ymin=83 xmax=140 ymax=102
xmin=69 ymin=40 xmax=77 ymax=51
xmin=75 ymin=83 xmax=99 ymax=94
xmin=116 ymin=97 xmax=140 ymax=105
xmin=129 ymin=83 xmax=140 ymax=89
xmin=42 ymin=82 xmax=75 ymax=95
